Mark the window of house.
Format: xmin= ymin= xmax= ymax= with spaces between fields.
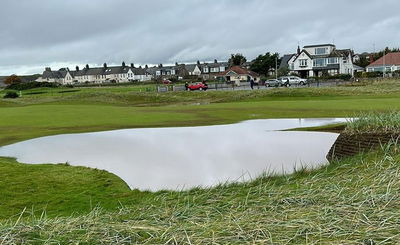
xmin=315 ymin=47 xmax=328 ymax=55
xmin=327 ymin=58 xmax=338 ymax=64
xmin=203 ymin=67 xmax=209 ymax=73
xmin=299 ymin=59 xmax=308 ymax=67
xmin=220 ymin=67 xmax=225 ymax=72
xmin=210 ymin=67 xmax=219 ymax=72
xmin=343 ymin=57 xmax=347 ymax=63
xmin=313 ymin=58 xmax=326 ymax=67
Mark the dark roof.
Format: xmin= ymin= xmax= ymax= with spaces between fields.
xmin=331 ymin=49 xmax=353 ymax=57
xmin=353 ymin=64 xmax=365 ymax=70
xmin=367 ymin=52 xmax=400 ymax=67
xmin=42 ymin=69 xmax=71 ymax=79
xmin=185 ymin=64 xmax=199 ymax=72
xmin=293 ymin=50 xmax=312 ymax=62
xmin=303 ymin=44 xmax=335 ymax=48
xmin=279 ymin=54 xmax=295 ymax=69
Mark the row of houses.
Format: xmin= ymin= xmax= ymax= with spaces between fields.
xmin=37 ymin=60 xmax=239 ymax=84
xmin=37 ymin=63 xmax=152 ymax=84
xmin=38 ymin=43 xmax=400 ymax=84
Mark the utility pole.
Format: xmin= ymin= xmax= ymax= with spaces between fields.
xmin=383 ymin=49 xmax=386 ymax=78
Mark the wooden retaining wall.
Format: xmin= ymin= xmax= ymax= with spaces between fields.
xmin=327 ymin=133 xmax=400 ymax=161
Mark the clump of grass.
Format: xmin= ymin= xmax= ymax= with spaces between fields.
xmin=345 ymin=111 xmax=400 ymax=134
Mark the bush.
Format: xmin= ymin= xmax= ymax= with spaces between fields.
xmin=321 ymin=74 xmax=352 ymax=81
xmin=3 ymin=91 xmax=19 ymax=99
xmin=362 ymin=71 xmax=383 ymax=78
xmin=6 ymin=81 xmax=59 ymax=90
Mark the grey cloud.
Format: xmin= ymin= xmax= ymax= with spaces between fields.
xmin=0 ymin=0 xmax=399 ymax=75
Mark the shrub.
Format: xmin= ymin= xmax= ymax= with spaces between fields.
xmin=3 ymin=91 xmax=19 ymax=99
xmin=362 ymin=71 xmax=383 ymax=78
xmin=320 ymin=74 xmax=352 ymax=81
xmin=6 ymin=81 xmax=59 ymax=90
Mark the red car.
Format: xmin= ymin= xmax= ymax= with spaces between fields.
xmin=162 ymin=79 xmax=172 ymax=84
xmin=187 ymin=82 xmax=208 ymax=91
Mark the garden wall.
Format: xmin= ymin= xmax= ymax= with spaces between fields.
xmin=327 ymin=133 xmax=400 ymax=161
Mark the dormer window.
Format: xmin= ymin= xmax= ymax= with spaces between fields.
xmin=315 ymin=47 xmax=328 ymax=55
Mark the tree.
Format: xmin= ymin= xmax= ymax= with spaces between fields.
xmin=277 ymin=67 xmax=290 ymax=77
xmin=250 ymin=52 xmax=280 ymax=75
xmin=4 ymin=75 xmax=22 ymax=85
xmin=228 ymin=53 xmax=247 ymax=66
xmin=372 ymin=47 xmax=400 ymax=61
xmin=354 ymin=56 xmax=370 ymax=68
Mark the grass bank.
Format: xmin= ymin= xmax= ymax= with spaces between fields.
xmin=1 ymin=148 xmax=400 ymax=244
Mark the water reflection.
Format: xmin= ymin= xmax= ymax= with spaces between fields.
xmin=0 ymin=118 xmax=346 ymax=191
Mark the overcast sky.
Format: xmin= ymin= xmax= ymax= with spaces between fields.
xmin=0 ymin=0 xmax=399 ymax=75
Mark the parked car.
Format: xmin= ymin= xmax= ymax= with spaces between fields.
xmin=188 ymin=82 xmax=208 ymax=91
xmin=162 ymin=79 xmax=172 ymax=84
xmin=264 ymin=79 xmax=282 ymax=87
xmin=279 ymin=76 xmax=308 ymax=87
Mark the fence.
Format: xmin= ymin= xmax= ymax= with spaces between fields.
xmin=155 ymin=80 xmax=355 ymax=93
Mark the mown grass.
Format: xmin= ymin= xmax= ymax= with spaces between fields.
xmin=346 ymin=111 xmax=400 ymax=134
xmin=1 ymin=81 xmax=400 ymax=146
xmin=1 ymin=80 xmax=400 ymax=243
xmin=1 ymin=147 xmax=400 ymax=244
xmin=0 ymin=157 xmax=155 ymax=219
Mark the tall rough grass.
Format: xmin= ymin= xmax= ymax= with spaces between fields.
xmin=345 ymin=111 xmax=400 ymax=134
xmin=1 ymin=148 xmax=400 ymax=244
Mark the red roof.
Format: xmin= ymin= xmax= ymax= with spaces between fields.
xmin=368 ymin=52 xmax=400 ymax=67
xmin=220 ymin=66 xmax=259 ymax=77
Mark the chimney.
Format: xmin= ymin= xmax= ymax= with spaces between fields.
xmin=145 ymin=64 xmax=148 ymax=69
xmin=214 ymin=59 xmax=218 ymax=63
xmin=85 ymin=64 xmax=89 ymax=69
xmin=139 ymin=65 xmax=142 ymax=69
xmin=197 ymin=60 xmax=200 ymax=65
xmin=103 ymin=63 xmax=107 ymax=69
xmin=297 ymin=45 xmax=301 ymax=55
xmin=76 ymin=66 xmax=79 ymax=71
xmin=45 ymin=67 xmax=51 ymax=72
xmin=122 ymin=61 xmax=126 ymax=67
xmin=175 ymin=62 xmax=179 ymax=66
xmin=159 ymin=64 xmax=163 ymax=68
xmin=130 ymin=63 xmax=135 ymax=68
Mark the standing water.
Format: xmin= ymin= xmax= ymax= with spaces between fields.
xmin=0 ymin=118 xmax=346 ymax=191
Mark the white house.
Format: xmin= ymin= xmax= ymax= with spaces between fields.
xmin=39 ymin=62 xmax=152 ymax=84
xmin=199 ymin=60 xmax=228 ymax=79
xmin=36 ymin=67 xmax=75 ymax=84
xmin=285 ymin=44 xmax=355 ymax=77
